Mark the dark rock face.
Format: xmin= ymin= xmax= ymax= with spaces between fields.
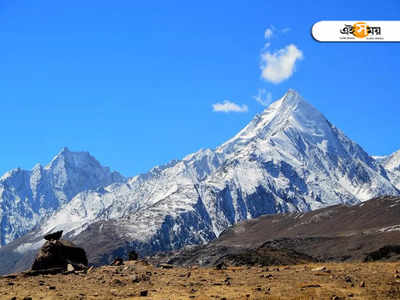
xmin=31 ymin=239 xmax=88 ymax=271
xmin=44 ymin=230 xmax=63 ymax=241
xmin=128 ymin=251 xmax=139 ymax=261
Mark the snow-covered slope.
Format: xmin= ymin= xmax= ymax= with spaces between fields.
xmin=0 ymin=147 xmax=125 ymax=246
xmin=1 ymin=90 xmax=399 ymax=273
xmin=25 ymin=91 xmax=399 ymax=248
xmin=377 ymin=150 xmax=400 ymax=189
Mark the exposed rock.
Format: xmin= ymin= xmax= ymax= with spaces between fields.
xmin=160 ymin=264 xmax=173 ymax=269
xmin=110 ymin=258 xmax=123 ymax=266
xmin=215 ymin=262 xmax=227 ymax=270
xmin=44 ymin=231 xmax=63 ymax=241
xmin=312 ymin=266 xmax=327 ymax=272
xmin=31 ymin=239 xmax=88 ymax=272
xmin=128 ymin=250 xmax=139 ymax=261
xmin=67 ymin=264 xmax=75 ymax=272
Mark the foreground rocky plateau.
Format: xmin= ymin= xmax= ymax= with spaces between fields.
xmin=1 ymin=260 xmax=400 ymax=300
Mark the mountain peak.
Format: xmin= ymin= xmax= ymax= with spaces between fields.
xmin=219 ymin=90 xmax=328 ymax=154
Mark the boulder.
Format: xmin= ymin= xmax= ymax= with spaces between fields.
xmin=31 ymin=239 xmax=88 ymax=271
xmin=128 ymin=250 xmax=139 ymax=261
xmin=44 ymin=230 xmax=63 ymax=241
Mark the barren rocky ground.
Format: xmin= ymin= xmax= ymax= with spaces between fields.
xmin=1 ymin=260 xmax=400 ymax=300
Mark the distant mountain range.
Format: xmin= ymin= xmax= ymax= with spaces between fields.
xmin=0 ymin=148 xmax=125 ymax=246
xmin=0 ymin=89 xmax=399 ymax=274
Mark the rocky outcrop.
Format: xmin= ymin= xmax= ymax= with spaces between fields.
xmin=31 ymin=233 xmax=87 ymax=272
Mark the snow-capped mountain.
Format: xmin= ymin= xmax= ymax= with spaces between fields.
xmin=0 ymin=147 xmax=125 ymax=246
xmin=376 ymin=150 xmax=400 ymax=189
xmin=1 ymin=90 xmax=399 ymax=273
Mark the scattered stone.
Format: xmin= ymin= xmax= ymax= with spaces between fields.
xmin=10 ymin=297 xmax=17 ymax=300
xmin=301 ymin=284 xmax=321 ymax=288
xmin=23 ymin=297 xmax=32 ymax=300
xmin=111 ymin=258 xmax=124 ymax=266
xmin=312 ymin=266 xmax=327 ymax=272
xmin=67 ymin=264 xmax=75 ymax=272
xmin=131 ymin=274 xmax=140 ymax=283
xmin=140 ymin=290 xmax=148 ymax=297
xmin=360 ymin=281 xmax=366 ymax=287
xmin=395 ymin=274 xmax=400 ymax=279
xmin=7 ymin=282 xmax=14 ymax=286
xmin=111 ymin=278 xmax=125 ymax=286
xmin=344 ymin=275 xmax=352 ymax=283
xmin=87 ymin=266 xmax=95 ymax=274
xmin=215 ymin=262 xmax=227 ymax=270
xmin=160 ymin=264 xmax=173 ymax=269
xmin=48 ymin=286 xmax=56 ymax=290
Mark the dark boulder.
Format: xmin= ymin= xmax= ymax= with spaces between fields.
xmin=44 ymin=230 xmax=63 ymax=241
xmin=31 ymin=239 xmax=88 ymax=271
xmin=128 ymin=250 xmax=139 ymax=261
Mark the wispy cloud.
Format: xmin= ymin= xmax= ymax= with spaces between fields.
xmin=212 ymin=101 xmax=248 ymax=113
xmin=254 ymin=88 xmax=273 ymax=106
xmin=260 ymin=44 xmax=303 ymax=84
xmin=264 ymin=26 xmax=274 ymax=40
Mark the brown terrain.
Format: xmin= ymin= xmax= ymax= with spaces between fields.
xmin=2 ymin=260 xmax=400 ymax=300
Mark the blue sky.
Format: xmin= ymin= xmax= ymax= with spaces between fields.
xmin=0 ymin=0 xmax=399 ymax=176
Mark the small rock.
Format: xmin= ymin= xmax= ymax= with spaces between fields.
xmin=301 ymin=284 xmax=321 ymax=288
xmin=111 ymin=258 xmax=124 ymax=266
xmin=140 ymin=290 xmax=148 ymax=297
xmin=111 ymin=278 xmax=125 ymax=286
xmin=360 ymin=281 xmax=366 ymax=288
xmin=67 ymin=264 xmax=75 ymax=272
xmin=86 ymin=266 xmax=95 ymax=274
xmin=344 ymin=275 xmax=352 ymax=283
xmin=395 ymin=274 xmax=400 ymax=279
xmin=10 ymin=297 xmax=17 ymax=300
xmin=48 ymin=286 xmax=56 ymax=290
xmin=131 ymin=274 xmax=140 ymax=283
xmin=215 ymin=262 xmax=227 ymax=270
xmin=128 ymin=250 xmax=139 ymax=261
xmin=160 ymin=264 xmax=173 ymax=269
xmin=23 ymin=297 xmax=33 ymax=300
xmin=332 ymin=296 xmax=339 ymax=300
xmin=7 ymin=282 xmax=14 ymax=286
xmin=312 ymin=266 xmax=327 ymax=272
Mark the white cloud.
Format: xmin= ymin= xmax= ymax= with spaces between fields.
xmin=212 ymin=101 xmax=248 ymax=113
xmin=264 ymin=27 xmax=273 ymax=39
xmin=260 ymin=44 xmax=303 ymax=84
xmin=254 ymin=89 xmax=273 ymax=106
